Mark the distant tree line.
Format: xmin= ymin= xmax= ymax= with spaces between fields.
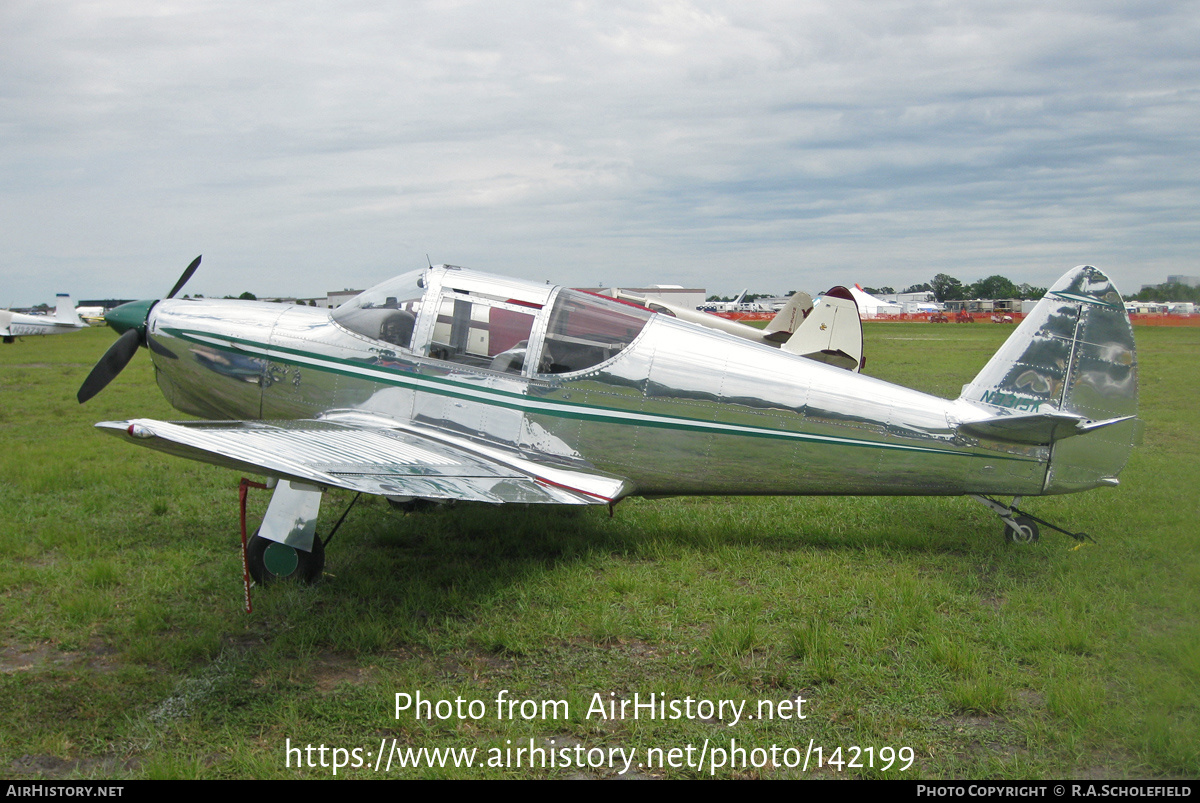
xmin=1132 ymin=282 xmax=1200 ymax=303
xmin=709 ymin=274 xmax=1048 ymax=303
xmin=705 ymin=292 xmax=773 ymax=303
xmin=181 ymin=292 xmax=318 ymax=305
xmin=894 ymin=274 xmax=1047 ymax=302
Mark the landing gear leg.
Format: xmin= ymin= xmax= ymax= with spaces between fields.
xmin=248 ymin=480 xmax=326 ymax=585
xmin=970 ymin=495 xmax=1092 ymax=545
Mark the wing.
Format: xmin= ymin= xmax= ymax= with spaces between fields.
xmin=97 ymin=416 xmax=633 ymax=505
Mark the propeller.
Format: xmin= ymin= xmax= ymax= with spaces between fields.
xmin=77 ymin=255 xmax=201 ymax=404
xmin=77 ymin=329 xmax=140 ymax=403
xmin=166 ymin=255 xmax=202 ymax=301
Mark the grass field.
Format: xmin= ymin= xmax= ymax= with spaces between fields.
xmin=1 ymin=322 xmax=1197 ymax=779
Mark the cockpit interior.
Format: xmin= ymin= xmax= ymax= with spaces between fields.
xmin=332 ymin=267 xmax=653 ymax=377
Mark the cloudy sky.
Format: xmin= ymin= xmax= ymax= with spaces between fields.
xmin=3 ymin=0 xmax=1198 ymax=305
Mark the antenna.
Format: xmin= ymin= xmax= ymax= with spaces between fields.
xmin=426 ymin=254 xmax=433 ymax=268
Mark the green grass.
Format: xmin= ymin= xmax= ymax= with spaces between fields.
xmin=0 ymin=323 xmax=1197 ymax=779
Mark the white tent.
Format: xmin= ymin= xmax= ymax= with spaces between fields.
xmin=847 ymin=285 xmax=903 ymax=318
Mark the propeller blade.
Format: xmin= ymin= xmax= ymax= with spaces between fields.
xmin=77 ymin=329 xmax=141 ymax=403
xmin=166 ymin=255 xmax=202 ymax=299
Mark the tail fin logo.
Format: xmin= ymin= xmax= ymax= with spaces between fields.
xmin=1048 ymin=290 xmax=1123 ymax=310
xmin=1014 ymin=370 xmax=1053 ymax=395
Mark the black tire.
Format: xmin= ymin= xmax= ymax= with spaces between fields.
xmin=246 ymin=531 xmax=325 ymax=585
xmin=1003 ymin=515 xmax=1040 ymax=545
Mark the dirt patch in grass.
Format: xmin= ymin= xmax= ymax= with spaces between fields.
xmin=1070 ymin=758 xmax=1148 ymax=780
xmin=937 ymin=713 xmax=1002 ymax=730
xmin=439 ymin=648 xmax=516 ymax=678
xmin=937 ymin=713 xmax=1028 ymax=765
xmin=980 ymin=594 xmax=1006 ymax=611
xmin=7 ymin=753 xmax=135 ymax=779
xmin=599 ymin=638 xmax=663 ymax=658
xmin=564 ymin=636 xmax=680 ymax=658
xmin=1015 ymin=689 xmax=1045 ymax=709
xmin=311 ymin=651 xmax=374 ymax=692
xmin=0 ymin=643 xmax=59 ymax=674
xmin=1 ymin=639 xmax=121 ymax=675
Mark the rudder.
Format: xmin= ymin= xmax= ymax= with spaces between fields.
xmin=959 ymin=266 xmax=1139 ymax=493
xmin=54 ymin=294 xmax=82 ymax=324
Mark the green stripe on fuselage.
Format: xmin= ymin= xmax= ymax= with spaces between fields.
xmin=162 ymin=327 xmax=1035 ymax=462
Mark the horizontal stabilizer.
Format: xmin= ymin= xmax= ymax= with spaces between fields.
xmin=958 ymin=412 xmax=1135 ymax=445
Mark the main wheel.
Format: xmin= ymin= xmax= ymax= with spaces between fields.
xmin=1003 ymin=515 xmax=1040 ymax=545
xmin=246 ymin=531 xmax=325 ymax=585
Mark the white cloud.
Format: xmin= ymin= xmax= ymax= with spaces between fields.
xmin=1 ymin=0 xmax=1197 ymax=303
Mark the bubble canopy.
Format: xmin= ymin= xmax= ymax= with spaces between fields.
xmin=331 ymin=267 xmax=654 ymax=374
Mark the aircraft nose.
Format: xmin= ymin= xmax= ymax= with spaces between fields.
xmin=105 ymin=299 xmax=157 ymax=336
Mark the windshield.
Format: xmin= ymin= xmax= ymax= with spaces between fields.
xmin=538 ymin=290 xmax=652 ymax=374
xmin=332 ymin=269 xmax=427 ymax=349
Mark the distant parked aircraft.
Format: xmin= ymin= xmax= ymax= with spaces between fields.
xmin=76 ymin=306 xmax=107 ymax=324
xmin=699 ymin=289 xmax=749 ymax=312
xmin=1 ymin=294 xmax=87 ymax=343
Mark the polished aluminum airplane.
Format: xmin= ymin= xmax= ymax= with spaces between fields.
xmin=2 ymin=294 xmax=87 ymax=343
xmin=78 ymin=258 xmax=1139 ymax=583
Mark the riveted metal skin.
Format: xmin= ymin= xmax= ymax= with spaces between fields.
xmin=126 ymin=264 xmax=1138 ymax=505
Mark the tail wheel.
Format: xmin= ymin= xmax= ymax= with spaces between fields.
xmin=246 ymin=531 xmax=325 ymax=585
xmin=1003 ymin=516 xmax=1040 ymax=545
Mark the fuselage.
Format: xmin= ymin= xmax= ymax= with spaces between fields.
xmin=140 ymin=266 xmax=1047 ymax=498
xmin=1 ymin=294 xmax=86 ymax=340
xmin=0 ymin=311 xmax=86 ymax=338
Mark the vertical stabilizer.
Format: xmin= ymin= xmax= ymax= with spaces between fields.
xmin=54 ymin=294 xmax=82 ymax=324
xmin=959 ymin=266 xmax=1138 ymax=493
xmin=783 ymin=286 xmax=864 ymax=372
xmin=762 ymin=291 xmax=813 ymax=342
